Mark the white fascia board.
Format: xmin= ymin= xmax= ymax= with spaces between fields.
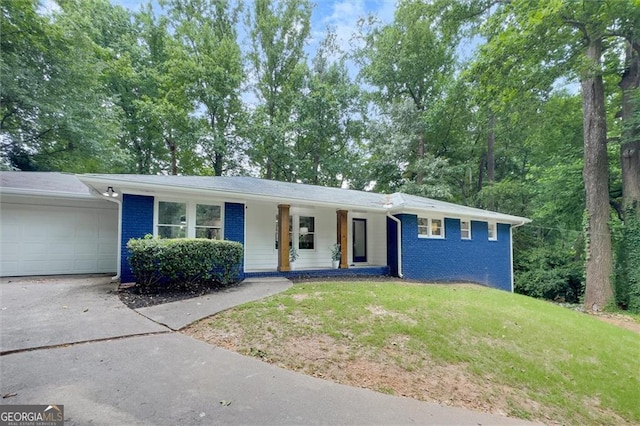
xmin=388 ymin=206 xmax=531 ymax=225
xmin=78 ymin=176 xmax=389 ymax=213
xmin=0 ymin=187 xmax=94 ymax=200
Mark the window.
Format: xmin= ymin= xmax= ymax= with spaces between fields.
xmin=156 ymin=201 xmax=222 ymax=239
xmin=158 ymin=201 xmax=186 ymax=238
xmin=195 ymin=204 xmax=221 ymax=239
xmin=460 ymin=220 xmax=471 ymax=240
xmin=298 ymin=216 xmax=315 ymax=249
xmin=488 ymin=222 xmax=497 ymax=241
xmin=418 ymin=217 xmax=445 ymax=238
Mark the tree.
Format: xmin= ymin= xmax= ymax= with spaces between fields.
xmin=358 ymin=0 xmax=456 ymax=195
xmin=246 ymin=0 xmax=311 ymax=181
xmin=0 ymin=0 xmax=123 ymax=172
xmin=470 ymin=0 xmax=640 ymax=312
xmin=162 ymin=0 xmax=245 ymax=176
xmin=292 ymin=32 xmax=365 ymax=187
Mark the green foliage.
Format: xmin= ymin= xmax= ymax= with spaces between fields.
xmin=127 ymin=237 xmax=243 ymax=291
xmin=330 ymin=244 xmax=341 ymax=261
xmin=515 ymin=245 xmax=584 ymax=303
xmin=614 ymin=209 xmax=640 ymax=312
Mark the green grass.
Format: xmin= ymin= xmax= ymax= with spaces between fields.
xmin=200 ymin=282 xmax=640 ymax=425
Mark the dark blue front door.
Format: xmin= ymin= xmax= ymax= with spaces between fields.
xmin=353 ymin=218 xmax=367 ymax=263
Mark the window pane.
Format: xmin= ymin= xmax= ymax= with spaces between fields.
xmin=431 ymin=219 xmax=442 ymax=236
xmin=159 ymin=202 xmax=186 ymax=225
xmin=196 ymin=204 xmax=221 ymax=227
xmin=299 ymin=216 xmax=315 ymax=232
xmin=299 ymin=233 xmax=314 ymax=250
xmin=418 ymin=217 xmax=429 ymax=235
xmin=158 ymin=225 xmax=185 ymax=239
xmin=461 ymin=221 xmax=470 ymax=239
xmin=196 ymin=227 xmax=221 ymax=240
xmin=488 ymin=223 xmax=496 ymax=240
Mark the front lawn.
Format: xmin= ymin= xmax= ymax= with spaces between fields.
xmin=183 ymin=282 xmax=640 ymax=425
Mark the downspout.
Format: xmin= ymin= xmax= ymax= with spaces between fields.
xmin=509 ymin=220 xmax=528 ymax=293
xmin=93 ymin=193 xmax=122 ymax=282
xmin=387 ymin=213 xmax=403 ymax=278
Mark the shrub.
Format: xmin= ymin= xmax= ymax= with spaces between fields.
xmin=614 ymin=209 xmax=640 ymax=312
xmin=514 ymin=245 xmax=584 ymax=303
xmin=127 ymin=236 xmax=243 ymax=292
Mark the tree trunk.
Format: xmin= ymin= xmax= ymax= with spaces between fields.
xmin=581 ymin=39 xmax=614 ymax=312
xmin=487 ymin=112 xmax=495 ymax=183
xmin=416 ymin=133 xmax=425 ymax=185
xmin=165 ymin=137 xmax=178 ymax=176
xmin=619 ymin=42 xmax=640 ymax=214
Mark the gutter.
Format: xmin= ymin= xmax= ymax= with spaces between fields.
xmin=509 ymin=220 xmax=529 ymax=292
xmin=386 ymin=213 xmax=403 ymax=278
xmin=88 ymin=189 xmax=122 ymax=283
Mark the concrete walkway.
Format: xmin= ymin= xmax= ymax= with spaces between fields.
xmin=136 ymin=277 xmax=292 ymax=330
xmin=0 ymin=276 xmax=536 ymax=425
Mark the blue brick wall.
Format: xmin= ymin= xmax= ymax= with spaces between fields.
xmin=224 ymin=202 xmax=245 ymax=277
xmin=121 ymin=194 xmax=154 ymax=282
xmin=398 ymin=214 xmax=512 ymax=291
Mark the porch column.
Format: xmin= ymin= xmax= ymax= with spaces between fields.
xmin=337 ymin=210 xmax=348 ymax=269
xmin=278 ymin=204 xmax=291 ymax=272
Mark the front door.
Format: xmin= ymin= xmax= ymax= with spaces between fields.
xmin=352 ymin=218 xmax=367 ymax=263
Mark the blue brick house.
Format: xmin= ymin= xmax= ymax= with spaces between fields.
xmin=77 ymin=174 xmax=530 ymax=291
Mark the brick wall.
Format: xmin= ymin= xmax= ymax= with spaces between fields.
xmin=224 ymin=202 xmax=245 ymax=277
xmin=121 ymin=194 xmax=154 ymax=282
xmin=398 ymin=214 xmax=512 ymax=291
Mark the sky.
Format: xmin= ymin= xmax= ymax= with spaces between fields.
xmin=113 ymin=0 xmax=397 ymax=58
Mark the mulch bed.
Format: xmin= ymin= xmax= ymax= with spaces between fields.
xmin=117 ymin=281 xmax=242 ymax=309
xmin=118 ymin=275 xmax=394 ymax=309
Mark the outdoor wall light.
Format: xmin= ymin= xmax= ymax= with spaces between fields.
xmin=102 ymin=186 xmax=118 ymax=197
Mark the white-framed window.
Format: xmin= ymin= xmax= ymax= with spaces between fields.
xmin=274 ymin=215 xmax=315 ymax=250
xmin=418 ymin=217 xmax=445 ymax=239
xmin=195 ymin=204 xmax=222 ymax=239
xmin=460 ymin=220 xmax=471 ymax=240
xmin=487 ymin=222 xmax=497 ymax=241
xmin=158 ymin=201 xmax=187 ymax=238
xmin=156 ymin=200 xmax=222 ymax=239
xmin=298 ymin=216 xmax=315 ymax=250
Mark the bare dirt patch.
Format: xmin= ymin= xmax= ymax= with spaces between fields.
xmin=183 ymin=311 xmax=545 ymax=421
xmin=590 ymin=313 xmax=640 ymax=334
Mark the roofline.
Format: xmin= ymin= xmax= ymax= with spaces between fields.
xmin=387 ymin=206 xmax=531 ymax=225
xmin=0 ymin=187 xmax=94 ymax=200
xmin=77 ymin=175 xmax=391 ymax=213
xmin=78 ymin=175 xmax=532 ymax=224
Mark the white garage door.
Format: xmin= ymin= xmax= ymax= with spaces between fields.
xmin=0 ymin=197 xmax=118 ymax=277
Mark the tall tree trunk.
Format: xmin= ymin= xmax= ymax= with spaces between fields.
xmin=619 ymin=42 xmax=640 ymax=214
xmin=165 ymin=137 xmax=178 ymax=176
xmin=487 ymin=112 xmax=495 ymax=182
xmin=416 ymin=133 xmax=425 ymax=185
xmin=582 ymin=39 xmax=614 ymax=312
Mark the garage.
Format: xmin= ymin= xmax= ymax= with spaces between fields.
xmin=0 ymin=173 xmax=118 ymax=277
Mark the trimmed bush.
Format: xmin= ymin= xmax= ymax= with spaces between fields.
xmin=127 ymin=236 xmax=243 ymax=291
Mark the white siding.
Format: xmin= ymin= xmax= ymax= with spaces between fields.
xmin=348 ymin=211 xmax=387 ymax=266
xmin=244 ymin=200 xmax=387 ymax=272
xmin=244 ymin=201 xmax=278 ymax=271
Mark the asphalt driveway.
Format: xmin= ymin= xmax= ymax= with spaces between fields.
xmin=0 ymin=276 xmax=535 ymax=425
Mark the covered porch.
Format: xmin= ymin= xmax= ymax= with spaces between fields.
xmin=243 ymin=200 xmax=391 ymax=275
